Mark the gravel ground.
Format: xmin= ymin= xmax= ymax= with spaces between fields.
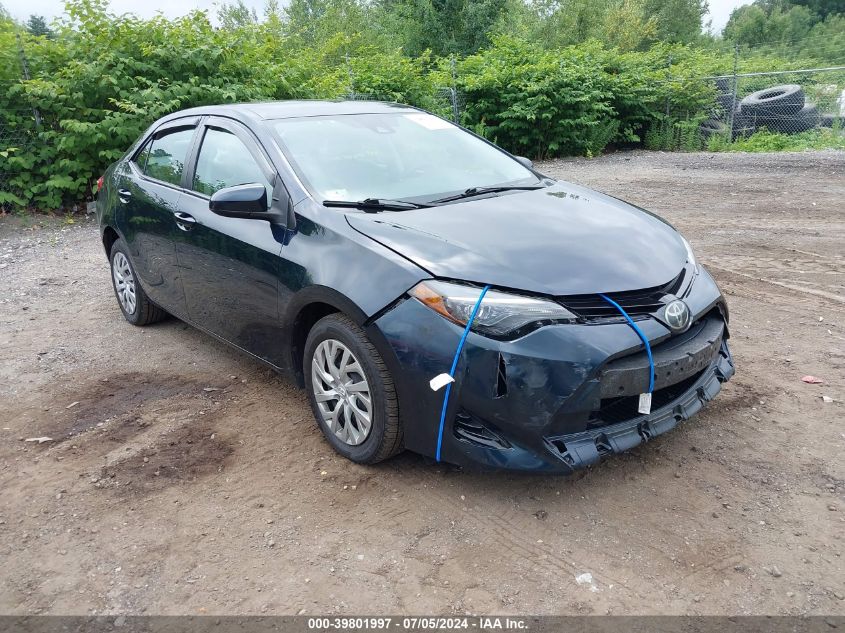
xmin=0 ymin=150 xmax=843 ymax=616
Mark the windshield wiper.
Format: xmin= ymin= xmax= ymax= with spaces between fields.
xmin=431 ymin=185 xmax=546 ymax=205
xmin=323 ymin=198 xmax=430 ymax=212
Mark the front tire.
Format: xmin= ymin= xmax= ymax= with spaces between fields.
xmin=109 ymin=238 xmax=167 ymax=326
xmin=304 ymin=314 xmax=403 ymax=464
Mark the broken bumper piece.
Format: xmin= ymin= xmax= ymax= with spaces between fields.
xmin=544 ymin=340 xmax=735 ymax=471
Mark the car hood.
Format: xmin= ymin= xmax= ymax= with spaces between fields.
xmin=345 ymin=181 xmax=688 ymax=296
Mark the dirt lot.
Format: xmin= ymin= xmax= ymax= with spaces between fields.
xmin=1 ymin=150 xmax=843 ymax=616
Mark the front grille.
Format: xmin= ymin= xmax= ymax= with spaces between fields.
xmin=559 ymin=270 xmax=685 ymax=321
xmin=588 ymin=367 xmax=706 ymax=427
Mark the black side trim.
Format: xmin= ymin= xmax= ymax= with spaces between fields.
xmin=495 ymin=354 xmax=508 ymax=399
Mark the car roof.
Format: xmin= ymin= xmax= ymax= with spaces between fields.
xmin=163 ymin=100 xmax=420 ymax=123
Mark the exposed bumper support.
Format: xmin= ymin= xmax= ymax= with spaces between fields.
xmin=544 ymin=340 xmax=735 ymax=471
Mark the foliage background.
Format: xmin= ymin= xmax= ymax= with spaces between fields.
xmin=0 ymin=0 xmax=843 ymax=209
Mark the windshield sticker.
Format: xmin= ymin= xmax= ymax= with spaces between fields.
xmin=404 ymin=113 xmax=453 ymax=130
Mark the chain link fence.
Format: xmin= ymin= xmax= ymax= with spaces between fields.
xmin=1 ymin=35 xmax=42 ymax=209
xmin=0 ymin=81 xmax=39 ymax=209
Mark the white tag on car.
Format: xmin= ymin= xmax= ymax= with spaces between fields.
xmin=638 ymin=392 xmax=652 ymax=415
xmin=430 ymin=373 xmax=455 ymax=391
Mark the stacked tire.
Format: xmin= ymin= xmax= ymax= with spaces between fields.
xmin=738 ymin=84 xmax=822 ymax=135
xmin=699 ymin=118 xmax=728 ymax=139
xmin=704 ymin=82 xmax=829 ymax=139
xmin=702 ymin=78 xmax=755 ymax=140
xmin=700 ymin=78 xmax=739 ymax=140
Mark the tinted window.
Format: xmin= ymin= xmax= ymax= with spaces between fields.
xmin=133 ymin=139 xmax=152 ymax=171
xmin=272 ymin=112 xmax=537 ymax=202
xmin=142 ymin=127 xmax=194 ymax=186
xmin=192 ymin=128 xmax=269 ymax=197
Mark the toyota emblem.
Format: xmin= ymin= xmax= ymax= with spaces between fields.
xmin=664 ymin=300 xmax=691 ymax=331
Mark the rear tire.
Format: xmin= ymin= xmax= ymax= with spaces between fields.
xmin=304 ymin=314 xmax=403 ymax=464
xmin=109 ymin=238 xmax=168 ymax=326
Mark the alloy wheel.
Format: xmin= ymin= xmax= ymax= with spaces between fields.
xmin=311 ymin=338 xmax=373 ymax=446
xmin=112 ymin=251 xmax=137 ymax=315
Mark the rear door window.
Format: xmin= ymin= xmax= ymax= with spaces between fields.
xmin=139 ymin=127 xmax=195 ymax=186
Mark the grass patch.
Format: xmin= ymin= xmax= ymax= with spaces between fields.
xmin=645 ymin=118 xmax=706 ymax=152
xmin=707 ymin=126 xmax=845 ymax=152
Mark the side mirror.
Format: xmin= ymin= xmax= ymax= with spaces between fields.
xmin=209 ymin=183 xmax=269 ymax=218
xmin=515 ymin=156 xmax=534 ymax=170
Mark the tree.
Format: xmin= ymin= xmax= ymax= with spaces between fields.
xmin=26 ymin=15 xmax=54 ymax=38
xmin=804 ymin=13 xmax=845 ymax=62
xmin=283 ymin=0 xmax=329 ymax=42
xmin=723 ymin=4 xmax=769 ymax=45
xmin=508 ymin=0 xmax=610 ymax=49
xmin=284 ymin=0 xmax=375 ymax=46
xmin=377 ymin=0 xmax=509 ymax=56
xmin=0 ymin=2 xmax=21 ymax=83
xmin=604 ymin=0 xmax=659 ymax=50
xmin=790 ymin=0 xmax=845 ymax=20
xmin=723 ymin=1 xmax=822 ymax=49
xmin=216 ymin=0 xmax=258 ymax=29
xmin=642 ymin=0 xmax=709 ymax=43
xmin=769 ymin=4 xmax=815 ymax=42
xmin=498 ymin=0 xmax=670 ymax=51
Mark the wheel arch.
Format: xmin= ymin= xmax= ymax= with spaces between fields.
xmin=102 ymin=225 xmax=120 ymax=257
xmin=283 ymin=285 xmax=404 ymax=389
xmin=284 ymin=286 xmax=370 ymax=386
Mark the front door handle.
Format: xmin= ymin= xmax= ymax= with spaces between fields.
xmin=117 ymin=189 xmax=131 ymax=203
xmin=173 ymin=212 xmax=196 ymax=231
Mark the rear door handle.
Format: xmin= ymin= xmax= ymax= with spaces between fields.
xmin=173 ymin=212 xmax=196 ymax=231
xmin=117 ymin=189 xmax=131 ymax=203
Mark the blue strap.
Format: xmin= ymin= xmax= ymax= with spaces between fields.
xmin=436 ymin=285 xmax=491 ymax=462
xmin=599 ymin=293 xmax=654 ymax=393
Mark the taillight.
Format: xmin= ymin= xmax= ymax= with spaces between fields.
xmin=96 ymin=176 xmax=104 ymax=192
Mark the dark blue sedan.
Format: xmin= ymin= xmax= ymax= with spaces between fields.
xmin=96 ymin=101 xmax=734 ymax=473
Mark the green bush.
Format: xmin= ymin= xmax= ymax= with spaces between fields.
xmin=453 ymin=38 xmax=616 ymax=158
xmin=0 ymin=0 xmax=840 ymax=211
xmin=451 ymin=38 xmax=717 ymax=159
xmin=1 ymin=0 xmax=286 ymax=208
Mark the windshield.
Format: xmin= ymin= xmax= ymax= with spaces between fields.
xmin=271 ymin=112 xmax=538 ymax=202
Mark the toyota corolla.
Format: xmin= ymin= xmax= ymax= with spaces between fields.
xmin=96 ymin=101 xmax=734 ymax=473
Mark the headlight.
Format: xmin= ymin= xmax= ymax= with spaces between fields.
xmin=409 ymin=280 xmax=577 ymax=336
xmin=681 ymin=236 xmax=698 ymax=273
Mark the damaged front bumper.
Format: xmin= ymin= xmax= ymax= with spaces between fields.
xmin=369 ymin=267 xmax=735 ymax=473
xmin=544 ymin=339 xmax=734 ymax=470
